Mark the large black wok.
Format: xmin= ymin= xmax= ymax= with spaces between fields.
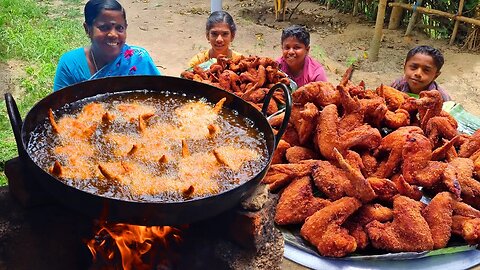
xmin=5 ymin=75 xmax=291 ymax=226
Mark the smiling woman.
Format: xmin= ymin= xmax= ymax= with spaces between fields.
xmin=53 ymin=0 xmax=161 ymax=91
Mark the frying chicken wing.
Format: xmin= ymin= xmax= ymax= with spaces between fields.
xmin=115 ymin=102 xmax=156 ymax=123
xmin=212 ymin=146 xmax=259 ymax=171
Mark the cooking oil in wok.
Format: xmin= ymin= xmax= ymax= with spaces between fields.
xmin=28 ymin=90 xmax=269 ymax=203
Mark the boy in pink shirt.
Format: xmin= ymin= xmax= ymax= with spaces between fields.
xmin=276 ymin=25 xmax=327 ymax=88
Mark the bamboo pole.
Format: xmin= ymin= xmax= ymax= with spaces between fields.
xmin=368 ymin=0 xmax=388 ymax=62
xmin=388 ymin=0 xmax=405 ymax=30
xmin=449 ymin=0 xmax=465 ymax=45
xmin=405 ymin=0 xmax=423 ymax=36
xmin=288 ymin=0 xmax=306 ymax=21
xmin=389 ymin=3 xmax=480 ymax=27
xmin=353 ymin=0 xmax=359 ymax=16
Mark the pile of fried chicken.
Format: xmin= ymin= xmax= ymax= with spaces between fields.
xmin=181 ymin=55 xmax=291 ymax=115
xmin=265 ymin=68 xmax=480 ymax=257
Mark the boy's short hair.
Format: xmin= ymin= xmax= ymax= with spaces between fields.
xmin=281 ymin=25 xmax=310 ymax=46
xmin=406 ymin=45 xmax=444 ymax=71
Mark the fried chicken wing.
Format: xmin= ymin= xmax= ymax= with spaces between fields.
xmin=450 ymin=157 xmax=480 ymax=208
xmin=344 ymin=202 xmax=395 ymax=250
xmin=300 ymin=197 xmax=362 ymax=257
xmin=452 ymin=215 xmax=480 ymax=245
xmin=432 ymin=136 xmax=460 ymax=161
xmin=459 ymin=129 xmax=480 ymax=158
xmin=275 ymin=176 xmax=331 ymax=225
xmin=263 ymin=160 xmax=317 ymax=191
xmin=336 ymin=124 xmax=382 ymax=154
xmin=425 ymin=116 xmax=459 ymax=147
xmin=285 ymin=146 xmax=319 ymax=163
xmin=410 ymin=90 xmax=443 ymax=126
xmin=367 ymin=177 xmax=398 ymax=202
xmin=366 ymin=196 xmax=434 ymax=252
xmin=401 ymin=132 xmax=433 ymax=184
xmin=312 ymin=160 xmax=351 ymax=200
xmin=292 ymin=81 xmax=340 ymax=107
xmin=373 ymin=126 xmax=424 ymax=179
xmin=391 ymin=174 xmax=423 ymax=201
xmin=271 ymin=139 xmax=290 ymax=164
xmin=422 ymin=192 xmax=455 ymax=249
xmin=333 ymin=148 xmax=376 ymax=203
xmin=353 ymin=203 xmax=394 ymax=225
xmin=438 ymin=162 xmax=462 ymax=198
xmin=295 ymin=102 xmax=319 ymax=145
xmin=315 ymin=104 xmax=339 ymax=160
xmin=453 ymin=201 xmax=480 ymax=218
xmin=361 ymin=151 xmax=379 ymax=177
xmin=383 ymin=109 xmax=410 ymax=129
xmin=281 ymin=123 xmax=301 ymax=146
xmin=375 ymin=84 xmax=410 ymax=111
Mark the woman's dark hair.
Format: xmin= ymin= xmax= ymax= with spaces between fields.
xmin=84 ymin=0 xmax=126 ymax=27
xmin=281 ymin=25 xmax=310 ymax=46
xmin=406 ymin=45 xmax=444 ymax=71
xmin=206 ymin=11 xmax=236 ymax=34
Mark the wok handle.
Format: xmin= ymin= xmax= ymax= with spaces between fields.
xmin=262 ymin=83 xmax=292 ymax=148
xmin=4 ymin=93 xmax=28 ymax=160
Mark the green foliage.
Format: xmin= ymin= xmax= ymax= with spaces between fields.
xmin=0 ymin=0 xmax=86 ymax=186
xmin=420 ymin=0 xmax=480 ymax=40
xmin=310 ymin=45 xmax=326 ymax=62
xmin=313 ymin=0 xmax=380 ymax=21
xmin=346 ymin=55 xmax=358 ymax=67
xmin=311 ymin=1 xmax=479 ymax=44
